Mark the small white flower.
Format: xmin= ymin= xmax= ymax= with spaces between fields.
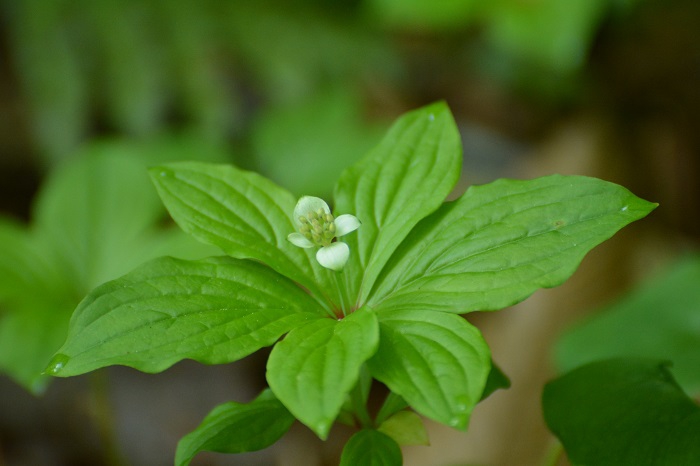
xmin=287 ymin=196 xmax=360 ymax=271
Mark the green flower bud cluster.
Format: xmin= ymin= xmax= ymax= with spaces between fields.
xmin=299 ymin=209 xmax=336 ymax=247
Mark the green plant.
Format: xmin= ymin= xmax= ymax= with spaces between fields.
xmin=543 ymin=254 xmax=700 ymax=465
xmin=45 ymin=102 xmax=655 ymax=465
xmin=0 ymin=139 xmax=221 ymax=394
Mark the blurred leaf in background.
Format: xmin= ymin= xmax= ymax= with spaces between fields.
xmin=483 ymin=0 xmax=610 ymax=75
xmin=1 ymin=0 xmax=400 ymax=169
xmin=3 ymin=0 xmax=90 ymax=163
xmin=0 ymin=139 xmax=224 ymax=394
xmin=2 ymin=0 xmax=240 ymax=165
xmin=2 ymin=0 xmax=642 ymax=169
xmin=555 ymin=254 xmax=700 ymax=395
xmin=547 ymin=254 xmax=700 ymax=464
xmin=365 ymin=0 xmax=480 ymax=30
xmin=363 ymin=0 xmax=641 ymax=99
xmin=221 ymin=1 xmax=400 ymax=105
xmin=543 ymin=358 xmax=700 ymax=466
xmin=251 ymin=87 xmax=387 ymax=198
xmin=80 ymin=0 xmax=165 ymax=137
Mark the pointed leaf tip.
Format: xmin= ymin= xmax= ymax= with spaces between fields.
xmin=333 ymin=101 xmax=462 ymax=304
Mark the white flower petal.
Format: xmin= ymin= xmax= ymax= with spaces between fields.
xmin=287 ymin=232 xmax=314 ymax=248
xmin=334 ymin=214 xmax=361 ymax=237
xmin=316 ymin=242 xmax=349 ymax=271
xmin=294 ymin=196 xmax=331 ymax=226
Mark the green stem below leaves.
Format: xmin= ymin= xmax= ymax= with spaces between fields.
xmin=540 ymin=440 xmax=564 ymax=466
xmin=333 ymin=271 xmax=349 ymax=317
xmin=375 ymin=391 xmax=409 ymax=425
xmin=350 ymin=371 xmax=374 ymax=429
xmin=88 ymin=371 xmax=127 ymax=466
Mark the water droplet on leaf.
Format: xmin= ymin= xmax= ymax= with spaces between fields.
xmin=156 ymin=167 xmax=175 ymax=178
xmin=455 ymin=395 xmax=470 ymax=412
xmin=45 ymin=354 xmax=70 ymax=375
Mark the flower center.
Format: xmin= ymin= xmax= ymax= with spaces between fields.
xmin=298 ymin=209 xmax=336 ymax=247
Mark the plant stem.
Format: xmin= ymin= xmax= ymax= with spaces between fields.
xmin=89 ymin=371 xmax=126 ymax=466
xmin=333 ymin=271 xmax=349 ymax=317
xmin=540 ymin=440 xmax=564 ymax=466
xmin=375 ymin=391 xmax=409 ymax=425
xmin=350 ymin=375 xmax=373 ymax=429
xmin=343 ymin=267 xmax=356 ymax=310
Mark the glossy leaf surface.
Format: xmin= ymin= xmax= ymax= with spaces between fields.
xmin=267 ymin=307 xmax=379 ymax=439
xmin=150 ymin=161 xmax=336 ymax=309
xmin=47 ymin=256 xmax=323 ymax=376
xmin=333 ymin=101 xmax=462 ymax=306
xmin=175 ymin=389 xmax=294 ymax=466
xmin=0 ymin=149 xmax=216 ymax=394
xmin=370 ymin=175 xmax=656 ymax=313
xmin=367 ymin=310 xmax=490 ymax=430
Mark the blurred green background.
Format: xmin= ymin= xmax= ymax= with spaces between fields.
xmin=1 ymin=0 xmax=699 ymax=465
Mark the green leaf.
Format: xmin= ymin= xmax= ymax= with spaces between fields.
xmin=0 ymin=298 xmax=73 ymax=394
xmin=543 ymin=358 xmax=700 ymax=466
xmin=175 ymin=389 xmax=294 ymax=466
xmin=266 ymin=306 xmax=379 ymax=439
xmin=7 ymin=0 xmax=88 ymax=163
xmin=0 ymin=219 xmax=59 ymax=300
xmin=367 ymin=310 xmax=490 ymax=430
xmin=84 ymin=0 xmax=162 ymax=136
xmin=0 ymin=147 xmax=222 ymax=394
xmin=0 ymin=149 xmax=219 ymax=394
xmin=481 ymin=361 xmax=510 ymax=401
xmin=339 ymin=429 xmax=402 ymax=466
xmin=158 ymin=0 xmax=234 ymax=140
xmin=34 ymin=151 xmax=164 ymax=292
xmin=556 ymin=254 xmax=700 ymax=394
xmin=46 ymin=256 xmax=324 ymax=377
xmin=149 ymin=161 xmax=334 ymax=310
xmin=370 ymin=175 xmax=656 ymax=313
xmin=378 ymin=410 xmax=430 ymax=446
xmin=375 ymin=392 xmax=409 ymax=426
xmin=334 ymin=102 xmax=462 ymax=306
xmin=251 ymin=86 xmax=385 ymax=198
xmin=485 ymin=0 xmax=608 ymax=73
